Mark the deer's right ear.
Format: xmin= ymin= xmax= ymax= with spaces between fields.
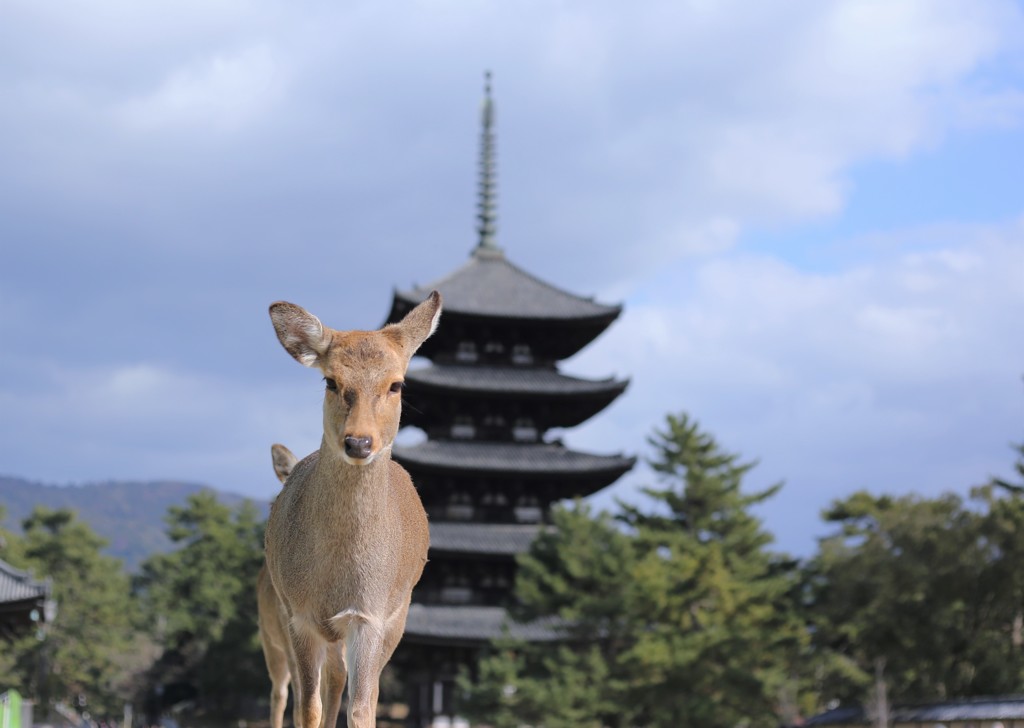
xmin=269 ymin=301 xmax=330 ymax=368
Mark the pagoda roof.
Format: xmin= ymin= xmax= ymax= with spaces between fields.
xmin=429 ymin=522 xmax=542 ymax=556
xmin=0 ymin=558 xmax=50 ymax=606
xmin=406 ymin=364 xmax=628 ymax=397
xmin=393 ymin=440 xmax=635 ymax=477
xmin=393 ymin=249 xmax=621 ymax=322
xmin=403 ymin=604 xmax=562 ymax=645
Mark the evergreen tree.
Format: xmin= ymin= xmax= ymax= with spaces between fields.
xmin=463 ymin=502 xmax=636 ymax=727
xmin=12 ymin=507 xmax=138 ymax=716
xmin=619 ymin=413 xmax=806 ymax=727
xmin=970 ymin=439 xmax=1024 ymax=692
xmin=462 ymin=413 xmax=802 ymax=728
xmin=806 ymin=490 xmax=996 ymax=707
xmin=135 ymin=491 xmax=265 ymax=717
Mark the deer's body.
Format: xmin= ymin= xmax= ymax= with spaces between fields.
xmin=257 ymin=561 xmax=296 ymax=728
xmin=264 ymin=293 xmax=440 ymax=728
xmin=259 ymin=443 xmax=348 ymax=728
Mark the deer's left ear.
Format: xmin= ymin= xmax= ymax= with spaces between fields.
xmin=384 ymin=291 xmax=442 ymax=359
xmin=271 ymin=443 xmax=298 ymax=486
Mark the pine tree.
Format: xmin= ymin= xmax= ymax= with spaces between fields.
xmin=463 ymin=502 xmax=636 ymax=727
xmin=134 ymin=491 xmax=265 ymax=717
xmin=807 ymin=490 xmax=996 ymax=705
xmin=618 ymin=413 xmax=805 ymax=727
xmin=461 ymin=413 xmax=803 ymax=728
xmin=15 ymin=507 xmax=138 ymax=716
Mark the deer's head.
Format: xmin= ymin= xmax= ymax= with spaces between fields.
xmin=269 ymin=291 xmax=442 ymax=466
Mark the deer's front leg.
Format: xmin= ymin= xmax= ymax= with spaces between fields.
xmin=320 ymin=642 xmax=348 ymax=727
xmin=290 ymin=624 xmax=326 ymax=728
xmin=345 ymin=620 xmax=387 ymax=728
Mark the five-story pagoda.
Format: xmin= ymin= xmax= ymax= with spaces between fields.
xmin=386 ymin=75 xmax=634 ymax=727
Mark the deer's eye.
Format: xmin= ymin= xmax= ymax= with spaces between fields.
xmin=324 ymin=377 xmax=338 ymax=392
xmin=389 ymin=381 xmax=405 ymax=394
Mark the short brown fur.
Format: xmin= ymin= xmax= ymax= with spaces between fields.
xmin=259 ymin=444 xmax=347 ymax=728
xmin=264 ymin=293 xmax=440 ymax=728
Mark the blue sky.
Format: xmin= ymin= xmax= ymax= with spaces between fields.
xmin=1 ymin=0 xmax=1022 ymax=556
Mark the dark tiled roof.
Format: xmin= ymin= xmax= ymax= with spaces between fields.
xmin=804 ymin=695 xmax=1024 ymax=725
xmin=403 ymin=604 xmax=562 ymax=644
xmin=395 ymin=250 xmax=620 ymax=320
xmin=0 ymin=558 xmax=50 ymax=605
xmin=407 ymin=364 xmax=628 ymax=397
xmin=430 ymin=522 xmax=542 ymax=556
xmin=393 ymin=440 xmax=635 ymax=476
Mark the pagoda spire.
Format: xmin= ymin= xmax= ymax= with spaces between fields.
xmin=474 ymin=71 xmax=502 ymax=256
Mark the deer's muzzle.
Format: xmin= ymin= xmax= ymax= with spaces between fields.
xmin=344 ymin=435 xmax=373 ymax=461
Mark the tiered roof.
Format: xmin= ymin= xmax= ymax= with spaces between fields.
xmin=402 ymin=365 xmax=628 ymax=434
xmin=406 ymin=364 xmax=626 ymax=396
xmin=405 ymin=604 xmax=562 ymax=646
xmin=392 ymin=248 xmax=621 ymax=322
xmin=391 ymin=75 xmax=633 ymax=710
xmin=0 ymin=557 xmax=54 ymax=638
xmin=429 ymin=522 xmax=542 ymax=557
xmin=394 ymin=440 xmax=633 ymax=479
xmin=387 ymin=247 xmax=623 ymax=362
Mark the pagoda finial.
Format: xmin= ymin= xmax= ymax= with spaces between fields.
xmin=474 ymin=70 xmax=502 ymax=257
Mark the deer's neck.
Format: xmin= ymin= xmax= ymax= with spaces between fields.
xmin=306 ymin=440 xmax=391 ymax=519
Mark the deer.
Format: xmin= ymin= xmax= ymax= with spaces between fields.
xmin=257 ymin=443 xmax=300 ymax=728
xmin=258 ymin=444 xmax=350 ymax=728
xmin=264 ymin=291 xmax=440 ymax=728
xmin=259 ymin=443 xmax=347 ymax=728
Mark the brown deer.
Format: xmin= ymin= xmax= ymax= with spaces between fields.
xmin=259 ymin=444 xmax=347 ymax=728
xmin=265 ymin=292 xmax=440 ymax=728
xmin=257 ymin=443 xmax=300 ymax=728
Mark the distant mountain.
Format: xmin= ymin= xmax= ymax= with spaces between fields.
xmin=0 ymin=475 xmax=269 ymax=572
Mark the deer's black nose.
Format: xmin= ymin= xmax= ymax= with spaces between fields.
xmin=344 ymin=436 xmax=373 ymax=460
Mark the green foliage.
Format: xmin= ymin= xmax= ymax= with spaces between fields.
xmin=806 ymin=438 xmax=1024 ymax=710
xmin=461 ymin=413 xmax=803 ymax=728
xmin=464 ymin=503 xmax=637 ymax=727
xmin=621 ymin=414 xmax=805 ymax=727
xmin=134 ymin=491 xmax=265 ymax=717
xmin=968 ymin=440 xmax=1024 ymax=691
xmin=467 ymin=642 xmax=620 ymax=728
xmin=0 ymin=504 xmax=26 ymax=565
xmin=3 ymin=507 xmax=139 ymax=715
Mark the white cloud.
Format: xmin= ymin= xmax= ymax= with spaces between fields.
xmin=0 ymin=0 xmax=1022 ymax=554
xmin=116 ymin=45 xmax=288 ymax=133
xmin=0 ymin=360 xmax=324 ymax=498
xmin=567 ymin=218 xmax=1024 ymax=553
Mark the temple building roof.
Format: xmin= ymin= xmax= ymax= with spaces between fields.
xmin=0 ymin=557 xmax=55 ymax=638
xmin=404 ymin=604 xmax=562 ymax=646
xmin=393 ymin=440 xmax=635 ymax=477
xmin=0 ymin=558 xmax=50 ymax=605
xmin=429 ymin=522 xmax=542 ymax=556
xmin=393 ymin=250 xmax=621 ymax=322
xmin=406 ymin=364 xmax=627 ymax=397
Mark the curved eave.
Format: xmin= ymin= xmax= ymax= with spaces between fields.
xmin=429 ymin=522 xmax=542 ymax=557
xmin=403 ymin=604 xmax=563 ymax=647
xmin=393 ymin=441 xmax=636 ymax=480
xmin=407 ymin=364 xmax=627 ymax=396
xmin=392 ymin=303 xmax=622 ymax=328
xmin=401 ymin=378 xmax=628 ymax=432
xmin=388 ymin=252 xmax=621 ymax=323
xmin=0 ymin=558 xmax=51 ymax=605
